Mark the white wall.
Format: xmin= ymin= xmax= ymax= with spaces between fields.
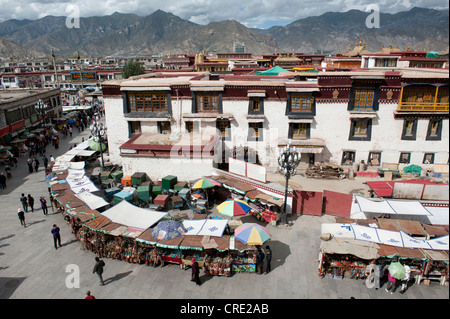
xmin=104 ymin=89 xmax=449 ymax=181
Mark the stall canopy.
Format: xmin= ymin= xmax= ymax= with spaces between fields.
xmin=182 ymin=219 xmax=229 ymax=237
xmin=75 ymin=191 xmax=110 ymax=210
xmin=320 ymin=238 xmax=380 ymax=260
xmin=100 ymin=200 xmax=167 ymax=230
xmin=338 ymin=223 xmax=450 ymax=250
xmin=354 ymin=195 xmax=432 ymax=216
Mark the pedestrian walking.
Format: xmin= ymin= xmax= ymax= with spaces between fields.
xmin=20 ymin=193 xmax=28 ymax=212
xmin=191 ymin=258 xmax=201 ymax=286
xmin=18 ymin=208 xmax=26 ymax=227
xmin=93 ymin=257 xmax=105 ymax=286
xmin=5 ymin=164 xmax=12 ymax=179
xmin=27 ymin=158 xmax=33 ymax=173
xmin=399 ymin=265 xmax=411 ymax=294
xmin=40 ymin=196 xmax=48 ymax=216
xmin=85 ymin=291 xmax=95 ymax=299
xmin=0 ymin=172 xmax=6 ymax=189
xmin=42 ymin=155 xmax=48 ymax=169
xmin=69 ymin=126 xmax=73 ymax=137
xmin=385 ymin=270 xmax=397 ymax=294
xmin=33 ymin=157 xmax=40 ymax=172
xmin=51 ymin=224 xmax=62 ymax=249
xmin=27 ymin=194 xmax=35 ymax=212
xmin=264 ymin=245 xmax=272 ymax=274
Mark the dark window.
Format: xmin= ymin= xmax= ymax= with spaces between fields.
xmin=127 ymin=92 xmax=169 ymax=112
xmin=399 ymin=152 xmax=411 ymax=164
xmin=128 ymin=121 xmax=141 ymax=137
xmin=289 ymin=123 xmax=310 ymax=139
xmin=196 ymin=93 xmax=219 ymax=113
xmin=351 ymin=89 xmax=375 ymax=110
xmin=286 ymin=92 xmax=316 ymax=116
xmin=342 ymin=151 xmax=356 ymax=165
xmin=423 ymin=153 xmax=435 ymax=164
xmin=217 ymin=120 xmax=231 ymax=140
xmin=368 ymin=152 xmax=382 ymax=166
xmin=158 ymin=121 xmax=171 ymax=134
xmin=248 ymin=97 xmax=264 ymax=114
xmin=426 ymin=118 xmax=442 ymax=141
xmin=401 ymin=119 xmax=417 ymax=140
xmin=248 ymin=122 xmax=263 ymax=141
xmin=349 ymin=119 xmax=372 ymax=141
xmin=348 ymin=86 xmax=380 ymax=111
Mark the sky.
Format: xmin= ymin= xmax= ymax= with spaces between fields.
xmin=0 ymin=0 xmax=448 ymax=29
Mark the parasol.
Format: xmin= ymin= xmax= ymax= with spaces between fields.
xmin=217 ymin=198 xmax=251 ymax=217
xmin=234 ymin=223 xmax=271 ymax=246
xmin=88 ymin=140 xmax=107 ymax=152
xmin=388 ymin=262 xmax=406 ymax=280
xmin=152 ymin=220 xmax=186 ymax=241
xmin=191 ymin=177 xmax=221 ymax=189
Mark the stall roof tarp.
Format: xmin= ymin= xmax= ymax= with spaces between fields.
xmin=376 ymin=218 xmax=427 ymax=236
xmin=84 ymin=215 xmax=112 ymax=230
xmin=75 ymin=191 xmax=110 ymax=210
xmin=182 ymin=219 xmax=229 ymax=237
xmin=68 ymin=161 xmax=86 ymax=170
xmin=354 ymin=195 xmax=432 ymax=216
xmin=320 ymin=238 xmax=380 ymax=260
xmin=255 ymin=66 xmax=291 ymax=75
xmin=101 ymin=200 xmax=167 ymax=230
xmin=427 ymin=235 xmax=449 ymax=250
xmin=324 ymin=223 xmax=449 ymax=251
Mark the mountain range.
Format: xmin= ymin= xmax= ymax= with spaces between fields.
xmin=0 ymin=7 xmax=448 ymax=58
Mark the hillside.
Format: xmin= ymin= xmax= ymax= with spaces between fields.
xmin=0 ymin=7 xmax=447 ymax=57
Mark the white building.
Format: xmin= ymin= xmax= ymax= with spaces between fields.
xmin=102 ymin=68 xmax=449 ymax=181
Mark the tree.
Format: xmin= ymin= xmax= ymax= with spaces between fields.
xmin=122 ymin=60 xmax=145 ymax=79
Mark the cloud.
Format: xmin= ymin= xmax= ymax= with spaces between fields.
xmin=0 ymin=0 xmax=448 ymax=28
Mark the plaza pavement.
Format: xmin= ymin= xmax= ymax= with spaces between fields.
xmin=0 ymin=125 xmax=448 ymax=301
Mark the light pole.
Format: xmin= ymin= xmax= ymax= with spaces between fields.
xmin=90 ymin=118 xmax=106 ymax=169
xmin=36 ymin=99 xmax=46 ymax=128
xmin=277 ymin=141 xmax=301 ymax=225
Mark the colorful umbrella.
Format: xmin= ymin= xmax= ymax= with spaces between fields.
xmin=388 ymin=262 xmax=406 ymax=280
xmin=217 ymin=199 xmax=252 ymax=217
xmin=191 ymin=177 xmax=221 ymax=189
xmin=234 ymin=223 xmax=271 ymax=246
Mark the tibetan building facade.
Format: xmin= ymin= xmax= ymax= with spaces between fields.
xmin=102 ymin=68 xmax=449 ymax=181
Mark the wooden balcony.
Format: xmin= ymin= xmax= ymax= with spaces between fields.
xmin=397 ymin=102 xmax=449 ymax=112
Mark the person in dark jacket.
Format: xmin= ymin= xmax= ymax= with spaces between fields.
xmin=51 ymin=224 xmax=62 ymax=249
xmin=191 ymin=258 xmax=201 ymax=286
xmin=20 ymin=193 xmax=28 ymax=212
xmin=18 ymin=208 xmax=26 ymax=227
xmin=257 ymin=248 xmax=265 ymax=275
xmin=27 ymin=194 xmax=35 ymax=212
xmin=33 ymin=157 xmax=40 ymax=172
xmin=264 ymin=245 xmax=272 ymax=274
xmin=93 ymin=257 xmax=105 ymax=286
xmin=40 ymin=196 xmax=48 ymax=216
xmin=0 ymin=172 xmax=6 ymax=189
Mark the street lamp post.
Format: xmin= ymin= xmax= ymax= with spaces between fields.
xmin=36 ymin=99 xmax=45 ymax=128
xmin=277 ymin=141 xmax=301 ymax=225
xmin=90 ymin=118 xmax=106 ymax=169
